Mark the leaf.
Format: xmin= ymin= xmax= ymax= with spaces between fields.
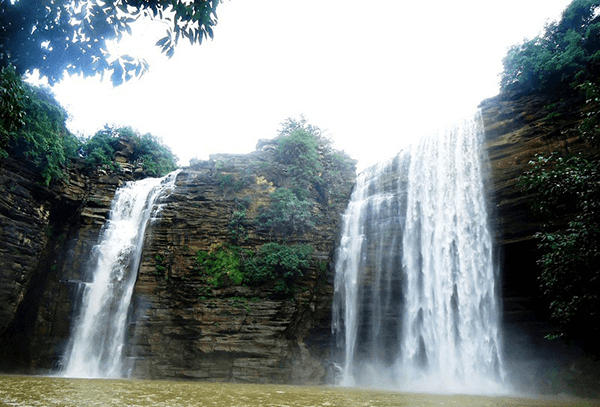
xmin=163 ymin=48 xmax=173 ymax=59
xmin=110 ymin=63 xmax=124 ymax=86
xmin=155 ymin=36 xmax=169 ymax=47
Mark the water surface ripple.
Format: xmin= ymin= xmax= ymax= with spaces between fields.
xmin=0 ymin=376 xmax=596 ymax=407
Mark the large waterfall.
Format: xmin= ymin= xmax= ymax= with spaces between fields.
xmin=332 ymin=112 xmax=504 ymax=393
xmin=62 ymin=171 xmax=179 ymax=379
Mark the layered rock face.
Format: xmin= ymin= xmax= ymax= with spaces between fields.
xmin=0 ymin=91 xmax=595 ymax=391
xmin=0 ymin=140 xmax=356 ymax=383
xmin=479 ymin=91 xmax=587 ymax=326
xmin=126 ymin=148 xmax=355 ymax=383
xmin=479 ymin=91 xmax=587 ymax=245
xmin=0 ymin=137 xmax=160 ymax=372
xmin=0 ymin=158 xmax=130 ymax=370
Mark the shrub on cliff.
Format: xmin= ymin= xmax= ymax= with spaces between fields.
xmin=257 ymin=116 xmax=354 ymax=238
xmin=257 ymin=187 xmax=314 ymax=238
xmin=81 ymin=126 xmax=178 ymax=177
xmin=275 ymin=116 xmax=354 ymax=204
xmin=195 ymin=244 xmax=249 ymax=288
xmin=275 ymin=122 xmax=322 ymax=200
xmin=194 ymin=242 xmax=313 ymax=294
xmin=243 ymin=243 xmax=313 ymax=293
xmin=1 ymin=70 xmax=178 ymax=182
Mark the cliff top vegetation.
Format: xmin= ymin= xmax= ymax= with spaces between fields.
xmin=501 ymin=0 xmax=600 ymax=96
xmin=194 ymin=116 xmax=355 ymax=296
xmin=0 ymin=66 xmax=178 ymax=185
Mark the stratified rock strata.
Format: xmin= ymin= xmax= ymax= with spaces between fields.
xmin=127 ymin=148 xmax=355 ymax=383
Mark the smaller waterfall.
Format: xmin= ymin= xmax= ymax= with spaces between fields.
xmin=332 ymin=112 xmax=504 ymax=393
xmin=62 ymin=171 xmax=178 ymax=379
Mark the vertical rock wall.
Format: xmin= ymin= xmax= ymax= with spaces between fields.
xmin=0 ymin=158 xmax=127 ymax=371
xmin=126 ymin=149 xmax=355 ymax=383
xmin=480 ymin=92 xmax=600 ymax=395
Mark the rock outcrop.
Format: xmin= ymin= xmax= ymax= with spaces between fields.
xmin=0 ymin=139 xmax=356 ymax=383
xmin=480 ymin=91 xmax=600 ymax=396
xmin=0 ymin=138 xmax=156 ymax=371
xmin=480 ymin=91 xmax=587 ymax=245
xmin=0 ymin=158 xmax=129 ymax=370
xmin=125 ymin=148 xmax=355 ymax=383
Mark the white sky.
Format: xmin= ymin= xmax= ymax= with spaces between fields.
xmin=47 ymin=0 xmax=573 ymax=171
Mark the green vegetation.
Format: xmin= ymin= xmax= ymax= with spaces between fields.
xmin=1 ymin=66 xmax=79 ymax=184
xmin=1 ymin=68 xmax=178 ymax=184
xmin=1 ymin=0 xmax=220 ymax=85
xmin=520 ymin=83 xmax=600 ymax=348
xmin=216 ymin=172 xmax=252 ymax=193
xmin=274 ymin=120 xmax=323 ymax=200
xmin=507 ymin=0 xmax=600 ymax=349
xmin=194 ymin=243 xmax=313 ymax=294
xmin=243 ymin=243 xmax=313 ymax=293
xmin=0 ymin=66 xmax=27 ymax=154
xmin=81 ymin=126 xmax=178 ymax=177
xmin=194 ymin=116 xmax=354 ymax=297
xmin=228 ymin=209 xmax=249 ymax=244
xmin=257 ymin=187 xmax=314 ymax=238
xmin=257 ymin=116 xmax=354 ymax=238
xmin=501 ymin=0 xmax=600 ymax=95
xmin=195 ymin=244 xmax=248 ymax=288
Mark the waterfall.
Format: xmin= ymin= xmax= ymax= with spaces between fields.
xmin=332 ymin=112 xmax=505 ymax=393
xmin=62 ymin=171 xmax=179 ymax=379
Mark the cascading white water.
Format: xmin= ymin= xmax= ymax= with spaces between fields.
xmin=62 ymin=171 xmax=179 ymax=379
xmin=332 ymin=112 xmax=505 ymax=393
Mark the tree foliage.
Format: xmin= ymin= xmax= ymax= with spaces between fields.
xmin=501 ymin=0 xmax=600 ymax=94
xmin=522 ymin=153 xmax=600 ymax=347
xmin=503 ymin=0 xmax=600 ymax=349
xmin=1 ymin=67 xmax=80 ymax=184
xmin=520 ymin=82 xmax=600 ymax=349
xmin=0 ymin=66 xmax=27 ymax=154
xmin=1 ymin=71 xmax=178 ymax=183
xmin=0 ymin=0 xmax=221 ymax=85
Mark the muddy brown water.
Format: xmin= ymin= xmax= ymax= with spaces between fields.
xmin=0 ymin=376 xmax=598 ymax=406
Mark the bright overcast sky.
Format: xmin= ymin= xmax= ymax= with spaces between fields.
xmin=46 ymin=0 xmax=572 ymax=171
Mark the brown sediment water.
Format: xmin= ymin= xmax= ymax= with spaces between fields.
xmin=0 ymin=376 xmax=597 ymax=407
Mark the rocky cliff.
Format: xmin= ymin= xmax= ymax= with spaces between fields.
xmin=0 ymin=91 xmax=597 ymax=392
xmin=480 ymin=91 xmax=600 ymax=395
xmin=0 ymin=156 xmax=133 ymax=370
xmin=125 ymin=145 xmax=355 ymax=383
xmin=0 ymin=137 xmax=356 ymax=383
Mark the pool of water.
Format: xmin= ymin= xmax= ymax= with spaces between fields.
xmin=0 ymin=376 xmax=597 ymax=407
